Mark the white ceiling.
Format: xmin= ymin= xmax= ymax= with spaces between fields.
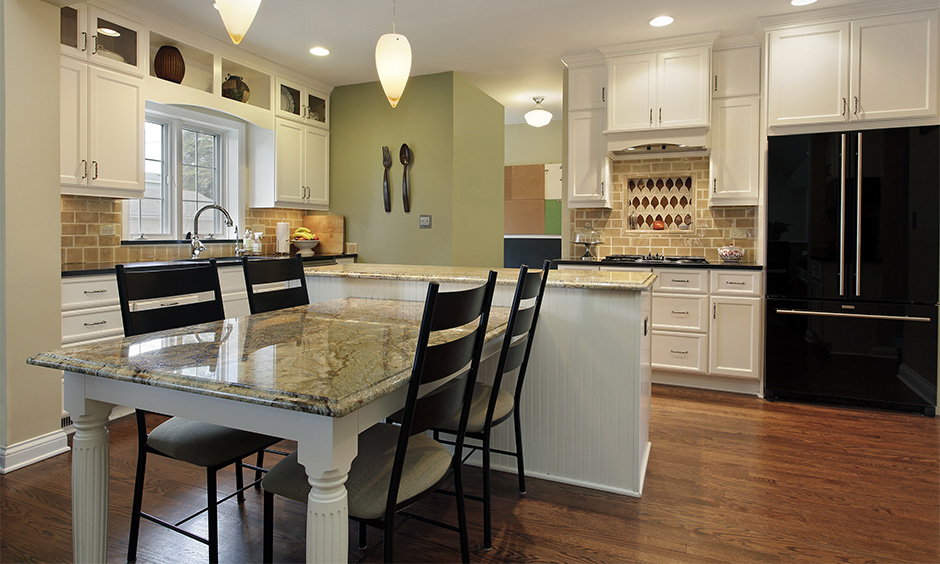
xmin=118 ymin=0 xmax=860 ymax=124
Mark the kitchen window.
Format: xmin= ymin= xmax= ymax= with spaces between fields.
xmin=124 ymin=102 xmax=245 ymax=241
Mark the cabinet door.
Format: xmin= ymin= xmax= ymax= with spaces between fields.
xmin=59 ymin=5 xmax=89 ymax=60
xmin=60 ymin=58 xmax=88 ymax=186
xmin=712 ymin=46 xmax=760 ymax=98
xmin=709 ymin=296 xmax=761 ymax=378
xmin=567 ymin=109 xmax=611 ymax=208
xmin=304 ymin=126 xmax=329 ymax=207
xmin=568 ymin=64 xmax=606 ymax=111
xmin=88 ymin=66 xmax=144 ymax=194
xmin=767 ymin=22 xmax=850 ymax=127
xmin=607 ymin=54 xmax=655 ymax=131
xmin=851 ymin=11 xmax=938 ymax=122
xmin=276 ymin=77 xmax=305 ymax=122
xmin=275 ymin=119 xmax=305 ymax=205
xmin=658 ymin=47 xmax=710 ymax=128
xmin=87 ymin=9 xmax=145 ymax=76
xmin=709 ymin=96 xmax=760 ymax=205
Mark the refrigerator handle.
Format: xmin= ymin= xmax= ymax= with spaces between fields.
xmin=856 ymin=132 xmax=863 ymax=297
xmin=839 ymin=133 xmax=847 ymax=297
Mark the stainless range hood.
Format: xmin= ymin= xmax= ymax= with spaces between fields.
xmin=606 ymin=127 xmax=710 ymax=159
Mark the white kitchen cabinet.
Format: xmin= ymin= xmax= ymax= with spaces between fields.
xmin=60 ymin=58 xmax=145 ymax=198
xmin=709 ymin=96 xmax=761 ymax=205
xmin=276 ymin=76 xmax=329 ymax=128
xmin=651 ymin=331 xmax=708 ymax=374
xmin=708 ymin=296 xmax=761 ymax=379
xmin=61 ymin=274 xmax=124 ymax=346
xmin=712 ymin=45 xmax=760 ymax=98
xmin=766 ymin=10 xmax=938 ymax=127
xmin=605 ymin=46 xmax=711 ymax=132
xmin=250 ymin=118 xmax=329 ymax=210
xmin=650 ymin=267 xmax=709 ymax=374
xmin=60 ymin=4 xmax=147 ymax=77
xmin=567 ymin=63 xmax=607 ymax=111
xmin=567 ymin=109 xmax=612 ymax=209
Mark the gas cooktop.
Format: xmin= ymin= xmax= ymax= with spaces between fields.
xmin=602 ymin=254 xmax=710 ymax=265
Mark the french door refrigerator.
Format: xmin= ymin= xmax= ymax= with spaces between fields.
xmin=765 ymin=126 xmax=938 ymax=416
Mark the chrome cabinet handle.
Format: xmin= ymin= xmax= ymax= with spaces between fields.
xmin=839 ymin=133 xmax=846 ymax=296
xmin=659 ymin=107 xmax=662 ymax=125
xmin=83 ymin=289 xmax=108 ymax=295
xmin=649 ymin=108 xmax=653 ymax=126
xmin=713 ymin=304 xmax=717 ymax=319
xmin=601 ymin=87 xmax=605 ymax=103
xmin=81 ymin=31 xmax=88 ymax=52
xmin=727 ymin=281 xmax=746 ymax=286
xmin=80 ymin=160 xmax=88 ymax=180
xmin=670 ymin=349 xmax=689 ymax=355
xmin=776 ymin=309 xmax=931 ymax=323
xmin=643 ymin=317 xmax=648 ymax=336
xmin=160 ymin=301 xmax=179 ymax=307
xmin=670 ymin=278 xmax=689 ymax=284
xmin=670 ymin=310 xmax=689 ymax=315
xmin=83 ymin=320 xmax=107 ymax=327
xmin=841 ymin=97 xmax=847 ymax=116
xmin=856 ymin=132 xmax=863 ymax=296
xmin=854 ymin=96 xmax=859 ymax=115
xmin=714 ymin=74 xmax=718 ymax=92
xmin=92 ymin=34 xmax=98 ymax=55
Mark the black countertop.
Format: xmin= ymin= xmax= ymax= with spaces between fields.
xmin=553 ymin=258 xmax=763 ymax=271
xmin=62 ymin=254 xmax=357 ymax=277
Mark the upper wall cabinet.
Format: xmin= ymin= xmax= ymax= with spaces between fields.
xmin=766 ymin=9 xmax=938 ymax=127
xmin=249 ymin=119 xmax=329 ymax=210
xmin=602 ymin=38 xmax=714 ymax=133
xmin=276 ymin=77 xmax=329 ymax=128
xmin=60 ymin=5 xmax=147 ymax=77
xmin=712 ymin=45 xmax=760 ymax=98
xmin=567 ymin=63 xmax=606 ymax=111
xmin=567 ymin=109 xmax=612 ymax=209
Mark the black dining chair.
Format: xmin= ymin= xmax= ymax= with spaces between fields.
xmin=116 ymin=261 xmax=280 ymax=564
xmin=241 ymin=255 xmax=309 ymax=314
xmin=261 ymin=271 xmax=498 ymax=563
xmin=431 ymin=260 xmax=550 ymax=550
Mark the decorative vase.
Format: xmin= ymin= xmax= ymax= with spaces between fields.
xmin=222 ymin=74 xmax=250 ymax=103
xmin=153 ymin=45 xmax=185 ymax=84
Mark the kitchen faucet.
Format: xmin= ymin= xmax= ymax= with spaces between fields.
xmin=191 ymin=204 xmax=238 ymax=259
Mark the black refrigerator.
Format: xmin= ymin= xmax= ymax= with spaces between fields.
xmin=765 ymin=126 xmax=938 ymax=416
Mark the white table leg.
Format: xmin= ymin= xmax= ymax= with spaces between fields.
xmin=70 ymin=400 xmax=114 ymax=563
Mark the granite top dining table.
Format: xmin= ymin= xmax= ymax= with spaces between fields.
xmin=28 ymin=297 xmax=511 ymax=564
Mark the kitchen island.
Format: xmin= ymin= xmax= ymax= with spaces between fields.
xmin=304 ymin=264 xmax=656 ymax=497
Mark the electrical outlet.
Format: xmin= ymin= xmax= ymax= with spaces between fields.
xmin=730 ymin=228 xmax=748 ymax=238
xmin=100 ymin=224 xmax=116 ymax=236
xmin=419 ymin=215 xmax=432 ymax=229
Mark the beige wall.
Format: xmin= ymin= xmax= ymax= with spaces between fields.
xmin=330 ymin=72 xmax=504 ymax=267
xmin=505 ymin=121 xmax=563 ymax=166
xmin=1 ymin=0 xmax=63 ymax=451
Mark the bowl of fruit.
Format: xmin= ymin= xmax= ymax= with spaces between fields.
xmin=292 ymin=227 xmax=320 ymax=257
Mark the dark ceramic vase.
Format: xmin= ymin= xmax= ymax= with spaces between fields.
xmin=222 ymin=75 xmax=250 ymax=103
xmin=153 ymin=45 xmax=185 ymax=84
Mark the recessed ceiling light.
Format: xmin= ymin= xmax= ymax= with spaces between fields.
xmin=97 ymin=27 xmax=121 ymax=37
xmin=790 ymin=0 xmax=818 ymax=5
xmin=309 ymin=47 xmax=330 ymax=56
xmin=649 ymin=16 xmax=674 ymax=27
xmin=211 ymin=1 xmax=219 ymax=10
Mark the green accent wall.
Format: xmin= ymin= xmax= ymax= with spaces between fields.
xmin=330 ymin=72 xmax=504 ymax=267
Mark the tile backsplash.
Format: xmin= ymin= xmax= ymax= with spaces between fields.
xmin=61 ymin=195 xmax=311 ymax=264
xmin=571 ymin=156 xmax=756 ymax=263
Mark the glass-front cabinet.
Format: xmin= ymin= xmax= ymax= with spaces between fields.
xmin=276 ymin=77 xmax=328 ymax=128
xmin=60 ymin=5 xmax=146 ymax=76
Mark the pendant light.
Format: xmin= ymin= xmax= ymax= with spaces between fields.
xmin=215 ymin=0 xmax=262 ymax=45
xmin=524 ymin=97 xmax=553 ymax=127
xmin=375 ymin=0 xmax=412 ymax=108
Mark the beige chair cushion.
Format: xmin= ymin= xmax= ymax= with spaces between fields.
xmin=437 ymin=383 xmax=514 ymax=434
xmin=147 ymin=416 xmax=279 ymax=468
xmin=262 ymin=423 xmax=453 ymax=520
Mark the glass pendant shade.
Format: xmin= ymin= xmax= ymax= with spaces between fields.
xmin=216 ymin=0 xmax=262 ymax=45
xmin=375 ymin=33 xmax=412 ymax=108
xmin=524 ymin=97 xmax=553 ymax=127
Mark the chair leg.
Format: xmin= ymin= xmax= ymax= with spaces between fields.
xmin=453 ymin=461 xmax=471 ymax=563
xmin=513 ymin=409 xmax=527 ymax=494
xmin=482 ymin=435 xmax=493 ymax=550
xmin=358 ymin=520 xmax=368 ymax=550
xmin=126 ymin=446 xmax=148 ymax=562
xmin=383 ymin=517 xmax=395 ymax=563
xmin=235 ymin=459 xmax=245 ymax=503
xmin=263 ymin=491 xmax=274 ymax=564
xmin=207 ymin=469 xmax=219 ymax=564
xmin=255 ymin=450 xmax=265 ymax=488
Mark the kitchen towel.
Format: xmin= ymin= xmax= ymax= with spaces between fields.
xmin=276 ymin=222 xmax=290 ymax=254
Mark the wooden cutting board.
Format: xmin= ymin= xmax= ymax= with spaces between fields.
xmin=302 ymin=214 xmax=345 ymax=255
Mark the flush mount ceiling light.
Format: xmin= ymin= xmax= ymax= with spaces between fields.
xmin=791 ymin=0 xmax=818 ymax=5
xmin=524 ymin=97 xmax=553 ymax=128
xmin=215 ymin=0 xmax=262 ymax=45
xmin=309 ymin=46 xmax=330 ymax=56
xmin=649 ymin=15 xmax=674 ymax=27
xmin=375 ymin=0 xmax=412 ymax=108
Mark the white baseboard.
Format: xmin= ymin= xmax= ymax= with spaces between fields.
xmin=0 ymin=429 xmax=70 ymax=474
xmin=653 ymin=370 xmax=762 ymax=396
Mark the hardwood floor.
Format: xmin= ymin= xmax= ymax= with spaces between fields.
xmin=1 ymin=385 xmax=937 ymax=563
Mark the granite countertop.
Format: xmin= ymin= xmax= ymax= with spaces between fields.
xmin=553 ymin=258 xmax=763 ymax=270
xmin=304 ymin=263 xmax=656 ymax=292
xmin=28 ymin=298 xmax=509 ymax=417
xmin=62 ymin=254 xmax=356 ymax=277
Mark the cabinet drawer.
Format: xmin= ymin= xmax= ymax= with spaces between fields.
xmin=710 ymin=270 xmax=761 ymax=296
xmin=651 ymin=331 xmax=707 ymax=373
xmin=652 ymin=294 xmax=708 ymax=332
xmin=62 ymin=274 xmax=119 ymax=310
xmin=653 ymin=268 xmax=708 ymax=294
xmin=62 ymin=304 xmax=123 ymax=345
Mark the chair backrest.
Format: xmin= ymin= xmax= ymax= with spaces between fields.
xmin=242 ymin=256 xmax=310 ymax=314
xmin=115 ymin=260 xmax=226 ymax=337
xmin=389 ymin=271 xmax=498 ymax=510
xmin=487 ymin=260 xmax=550 ymax=424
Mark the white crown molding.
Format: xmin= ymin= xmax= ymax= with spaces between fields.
xmin=714 ymin=34 xmax=761 ymax=51
xmin=561 ymin=51 xmax=605 ymax=69
xmin=758 ymin=0 xmax=939 ymax=31
xmin=598 ymin=31 xmax=721 ymax=58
